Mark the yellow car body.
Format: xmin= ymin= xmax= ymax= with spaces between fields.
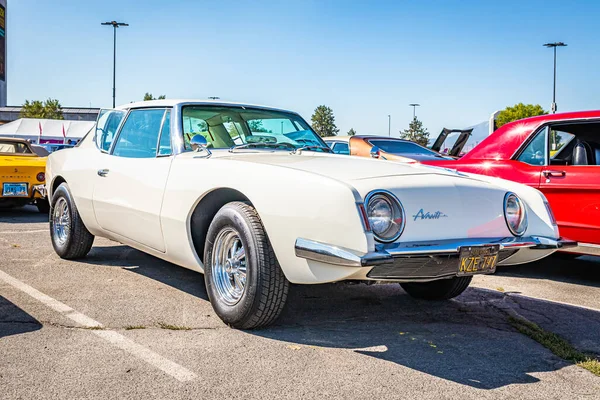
xmin=0 ymin=137 xmax=49 ymax=212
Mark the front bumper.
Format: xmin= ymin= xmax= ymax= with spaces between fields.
xmin=295 ymin=236 xmax=576 ymax=281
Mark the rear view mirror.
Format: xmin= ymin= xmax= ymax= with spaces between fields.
xmin=370 ymin=146 xmax=381 ymax=158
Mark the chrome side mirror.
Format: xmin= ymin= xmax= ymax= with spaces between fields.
xmin=190 ymin=135 xmax=212 ymax=158
xmin=370 ymin=146 xmax=381 ymax=159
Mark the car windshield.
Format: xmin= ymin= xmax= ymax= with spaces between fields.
xmin=0 ymin=140 xmax=33 ymax=154
xmin=368 ymin=139 xmax=438 ymax=156
xmin=182 ymin=106 xmax=328 ymax=151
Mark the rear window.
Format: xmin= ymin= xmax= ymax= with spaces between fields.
xmin=0 ymin=141 xmax=32 ymax=154
xmin=369 ymin=140 xmax=436 ymax=155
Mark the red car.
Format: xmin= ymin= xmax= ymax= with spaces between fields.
xmin=424 ymin=110 xmax=600 ymax=257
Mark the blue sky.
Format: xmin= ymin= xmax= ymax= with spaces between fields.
xmin=7 ymin=0 xmax=600 ymax=136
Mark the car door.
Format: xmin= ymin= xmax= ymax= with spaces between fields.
xmin=538 ymin=124 xmax=600 ymax=245
xmin=92 ymin=108 xmax=173 ymax=252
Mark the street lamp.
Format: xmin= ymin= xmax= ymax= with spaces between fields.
xmin=543 ymin=42 xmax=567 ymax=113
xmin=101 ymin=21 xmax=129 ymax=108
xmin=387 ymin=115 xmax=391 ymax=137
xmin=409 ymin=103 xmax=420 ymax=119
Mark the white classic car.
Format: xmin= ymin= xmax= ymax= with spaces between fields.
xmin=46 ymin=100 xmax=574 ymax=329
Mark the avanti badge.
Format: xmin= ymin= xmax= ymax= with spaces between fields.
xmin=412 ymin=209 xmax=448 ymax=221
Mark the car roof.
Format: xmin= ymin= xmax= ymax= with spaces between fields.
xmin=116 ymin=99 xmax=299 ymax=115
xmin=0 ymin=136 xmax=30 ymax=144
xmin=324 ymin=135 xmax=416 ymax=143
xmin=463 ymin=109 xmax=600 ymax=161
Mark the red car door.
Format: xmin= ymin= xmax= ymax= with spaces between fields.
xmin=540 ymin=165 xmax=600 ymax=245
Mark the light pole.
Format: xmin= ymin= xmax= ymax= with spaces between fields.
xmin=387 ymin=115 xmax=391 ymax=137
xmin=543 ymin=42 xmax=567 ymax=113
xmin=409 ymin=103 xmax=420 ymax=119
xmin=101 ymin=21 xmax=129 ymax=108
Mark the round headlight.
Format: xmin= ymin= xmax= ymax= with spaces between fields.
xmin=366 ymin=190 xmax=405 ymax=242
xmin=504 ymin=192 xmax=527 ymax=236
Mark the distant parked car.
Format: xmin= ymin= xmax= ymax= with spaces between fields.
xmin=423 ymin=110 xmax=600 ymax=257
xmin=324 ymin=136 xmax=453 ymax=162
xmin=0 ymin=137 xmax=49 ymax=213
xmin=39 ymin=143 xmax=75 ymax=154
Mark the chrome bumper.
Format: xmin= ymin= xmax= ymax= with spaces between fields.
xmin=33 ymin=184 xmax=47 ymax=198
xmin=295 ymin=236 xmax=577 ymax=268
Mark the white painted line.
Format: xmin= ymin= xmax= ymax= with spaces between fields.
xmin=93 ymin=330 xmax=197 ymax=382
xmin=0 ymin=229 xmax=48 ymax=234
xmin=0 ymin=269 xmax=197 ymax=382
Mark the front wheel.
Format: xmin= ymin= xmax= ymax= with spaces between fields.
xmin=400 ymin=276 xmax=472 ymax=300
xmin=204 ymin=202 xmax=289 ymax=329
xmin=50 ymin=183 xmax=94 ymax=259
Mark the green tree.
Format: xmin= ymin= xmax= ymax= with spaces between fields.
xmin=400 ymin=117 xmax=429 ymax=147
xmin=347 ymin=128 xmax=357 ymax=136
xmin=496 ymin=103 xmax=547 ymax=128
xmin=311 ymin=105 xmax=339 ymax=137
xmin=20 ymin=99 xmax=64 ymax=120
xmin=248 ymin=120 xmax=272 ymax=133
xmin=143 ymin=93 xmax=166 ymax=101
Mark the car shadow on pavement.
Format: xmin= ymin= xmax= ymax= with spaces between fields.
xmin=0 ymin=296 xmax=43 ymax=339
xmin=84 ymin=244 xmax=210 ymax=301
xmin=496 ymin=255 xmax=600 ymax=288
xmin=76 ymin=245 xmax=599 ymax=389
xmin=0 ymin=206 xmax=48 ymax=224
xmin=252 ymin=283 xmax=600 ymax=390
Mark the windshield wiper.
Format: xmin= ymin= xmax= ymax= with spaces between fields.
xmin=229 ymin=142 xmax=297 ymax=152
xmin=292 ymin=145 xmax=333 ymax=154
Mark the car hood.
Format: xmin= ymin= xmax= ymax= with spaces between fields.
xmin=208 ymin=151 xmax=463 ymax=181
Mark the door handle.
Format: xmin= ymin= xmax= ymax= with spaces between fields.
xmin=97 ymin=169 xmax=109 ymax=177
xmin=543 ymin=170 xmax=566 ymax=178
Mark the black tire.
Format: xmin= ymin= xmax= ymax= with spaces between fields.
xmin=36 ymin=199 xmax=50 ymax=214
xmin=204 ymin=201 xmax=289 ymax=329
xmin=400 ymin=276 xmax=473 ymax=300
xmin=49 ymin=183 xmax=94 ymax=259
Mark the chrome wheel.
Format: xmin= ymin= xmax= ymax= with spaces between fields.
xmin=52 ymin=197 xmax=71 ymax=246
xmin=211 ymin=227 xmax=247 ymax=306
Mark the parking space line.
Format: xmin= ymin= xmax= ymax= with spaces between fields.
xmin=0 ymin=229 xmax=49 ymax=234
xmin=0 ymin=269 xmax=197 ymax=382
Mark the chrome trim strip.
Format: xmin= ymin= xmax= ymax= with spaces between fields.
xmin=561 ymin=243 xmax=600 ymax=256
xmin=295 ymin=236 xmax=576 ymax=267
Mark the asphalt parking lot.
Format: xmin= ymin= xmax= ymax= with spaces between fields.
xmin=1 ymin=207 xmax=599 ymax=399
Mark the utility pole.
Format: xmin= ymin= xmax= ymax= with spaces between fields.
xmin=409 ymin=103 xmax=420 ymax=119
xmin=543 ymin=42 xmax=567 ymax=113
xmin=388 ymin=115 xmax=391 ymax=137
xmin=101 ymin=21 xmax=129 ymax=108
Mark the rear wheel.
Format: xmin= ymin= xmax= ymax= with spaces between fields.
xmin=204 ymin=201 xmax=289 ymax=329
xmin=50 ymin=183 xmax=94 ymax=259
xmin=400 ymin=276 xmax=472 ymax=300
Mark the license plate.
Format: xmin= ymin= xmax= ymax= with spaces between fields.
xmin=457 ymin=245 xmax=500 ymax=275
xmin=2 ymin=183 xmax=28 ymax=197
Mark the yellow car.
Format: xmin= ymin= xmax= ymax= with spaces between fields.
xmin=0 ymin=137 xmax=49 ymax=213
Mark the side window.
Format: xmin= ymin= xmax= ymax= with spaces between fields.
xmin=157 ymin=110 xmax=172 ymax=156
xmin=332 ymin=142 xmax=350 ymax=155
xmin=112 ymin=109 xmax=166 ymax=158
xmin=517 ymin=127 xmax=548 ymax=166
xmin=95 ymin=109 xmax=126 ymax=152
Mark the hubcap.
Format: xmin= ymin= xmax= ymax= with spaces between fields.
xmin=211 ymin=227 xmax=247 ymax=306
xmin=52 ymin=197 xmax=71 ymax=245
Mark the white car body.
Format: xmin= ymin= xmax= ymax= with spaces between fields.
xmin=46 ymin=100 xmax=571 ymax=285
